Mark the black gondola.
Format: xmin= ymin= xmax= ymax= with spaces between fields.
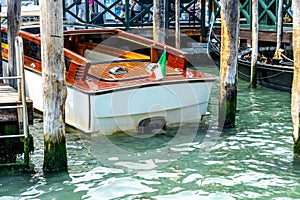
xmin=207 ymin=24 xmax=294 ymax=93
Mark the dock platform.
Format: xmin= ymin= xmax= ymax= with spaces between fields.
xmin=0 ymin=83 xmax=34 ymax=168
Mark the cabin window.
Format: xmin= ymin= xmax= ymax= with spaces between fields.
xmin=65 ymin=57 xmax=71 ymax=72
xmin=86 ymin=35 xmax=103 ymax=43
xmin=21 ymin=27 xmax=40 ymax=34
xmin=1 ymin=32 xmax=8 ymax=44
xmin=101 ymin=35 xmax=151 ymax=56
xmin=23 ymin=39 xmax=41 ymax=61
xmin=83 ymin=33 xmax=112 ymax=44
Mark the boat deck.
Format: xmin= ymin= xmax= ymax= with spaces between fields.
xmin=88 ymin=61 xmax=182 ymax=81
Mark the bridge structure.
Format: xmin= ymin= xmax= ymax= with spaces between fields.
xmin=62 ymin=0 xmax=293 ymax=38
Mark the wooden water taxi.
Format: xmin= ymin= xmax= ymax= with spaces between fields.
xmin=1 ymin=22 xmax=215 ymax=134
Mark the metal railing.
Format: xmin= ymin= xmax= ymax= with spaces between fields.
xmin=63 ymin=0 xmax=209 ymax=31
xmin=61 ymin=0 xmax=293 ymax=36
xmin=212 ymin=0 xmax=293 ymax=30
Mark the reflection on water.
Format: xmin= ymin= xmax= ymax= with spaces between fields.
xmin=1 ymin=66 xmax=300 ymax=200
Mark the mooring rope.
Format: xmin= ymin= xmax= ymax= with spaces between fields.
xmin=238 ymin=70 xmax=286 ymax=80
xmin=274 ymin=48 xmax=294 ymax=63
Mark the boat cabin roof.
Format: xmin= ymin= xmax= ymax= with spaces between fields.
xmin=0 ymin=5 xmax=40 ymax=24
xmin=0 ymin=5 xmax=41 ymax=18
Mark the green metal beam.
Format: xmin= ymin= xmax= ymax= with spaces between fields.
xmin=61 ymin=0 xmax=293 ymax=36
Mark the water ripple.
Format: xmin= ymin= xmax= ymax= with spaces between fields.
xmin=2 ymin=71 xmax=300 ymax=199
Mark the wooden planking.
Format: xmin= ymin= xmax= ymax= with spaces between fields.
xmin=0 ymin=84 xmax=33 ymax=124
xmin=88 ymin=61 xmax=182 ymax=81
xmin=213 ymin=27 xmax=293 ymax=44
xmin=239 ymin=28 xmax=293 ymax=44
xmin=0 ymin=84 xmax=19 ymax=104
xmin=0 ymin=84 xmax=19 ymax=123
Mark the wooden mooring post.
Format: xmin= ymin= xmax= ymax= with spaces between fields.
xmin=292 ymin=0 xmax=300 ymax=154
xmin=175 ymin=0 xmax=181 ymax=49
xmin=40 ymin=0 xmax=68 ymax=172
xmin=219 ymin=0 xmax=239 ymax=129
xmin=274 ymin=0 xmax=284 ymax=59
xmin=7 ymin=0 xmax=21 ymax=89
xmin=153 ymin=0 xmax=166 ymax=44
xmin=249 ymin=0 xmax=258 ymax=88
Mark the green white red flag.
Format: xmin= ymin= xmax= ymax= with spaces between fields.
xmin=150 ymin=51 xmax=167 ymax=80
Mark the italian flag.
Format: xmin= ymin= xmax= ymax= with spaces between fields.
xmin=150 ymin=51 xmax=167 ymax=80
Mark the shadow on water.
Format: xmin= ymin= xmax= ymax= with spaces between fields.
xmin=77 ymin=122 xmax=212 ymax=172
xmin=98 ymin=125 xmax=209 ymax=152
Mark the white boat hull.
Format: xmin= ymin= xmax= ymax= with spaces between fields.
xmin=24 ymin=69 xmax=212 ymax=134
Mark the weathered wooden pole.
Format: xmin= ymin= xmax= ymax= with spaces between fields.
xmin=200 ymin=0 xmax=206 ymax=41
xmin=175 ymin=0 xmax=180 ymax=49
xmin=40 ymin=0 xmax=68 ymax=172
xmin=7 ymin=0 xmax=21 ymax=88
xmin=249 ymin=0 xmax=258 ymax=88
xmin=153 ymin=0 xmax=166 ymax=44
xmin=0 ymin=3 xmax=2 ymax=83
xmin=275 ymin=0 xmax=283 ymax=56
xmin=292 ymin=0 xmax=300 ymax=154
xmin=219 ymin=0 xmax=239 ymax=129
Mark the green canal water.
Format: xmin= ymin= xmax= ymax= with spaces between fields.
xmin=1 ymin=64 xmax=300 ymax=199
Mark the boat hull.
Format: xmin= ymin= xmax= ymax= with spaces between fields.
xmin=24 ymin=69 xmax=213 ymax=134
xmin=237 ymin=59 xmax=293 ymax=92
